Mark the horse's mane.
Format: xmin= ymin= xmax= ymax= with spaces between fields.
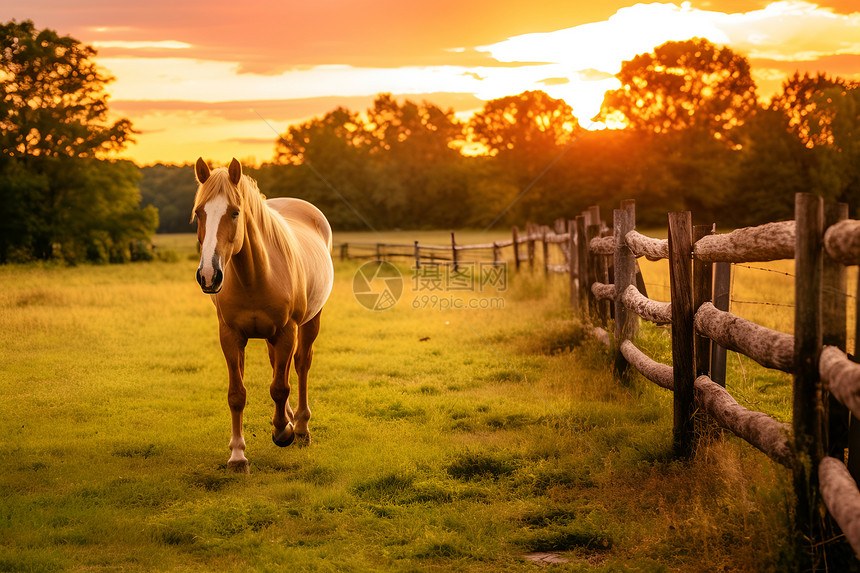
xmin=192 ymin=168 xmax=294 ymax=260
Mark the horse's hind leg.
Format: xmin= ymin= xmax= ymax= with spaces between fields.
xmin=268 ymin=324 xmax=297 ymax=447
xmin=294 ymin=310 xmax=321 ymax=445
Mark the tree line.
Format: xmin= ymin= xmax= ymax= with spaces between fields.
xmin=145 ymin=38 xmax=859 ymax=236
xmin=2 ymin=19 xmax=858 ymax=263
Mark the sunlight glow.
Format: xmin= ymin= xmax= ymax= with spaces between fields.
xmin=93 ymin=1 xmax=860 ymax=164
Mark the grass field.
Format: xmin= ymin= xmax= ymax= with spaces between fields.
xmin=0 ymin=232 xmax=808 ymax=571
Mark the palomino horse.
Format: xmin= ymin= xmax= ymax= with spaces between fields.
xmin=192 ymin=157 xmax=334 ymax=473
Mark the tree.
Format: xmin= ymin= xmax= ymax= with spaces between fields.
xmin=0 ymin=20 xmax=154 ymax=263
xmin=736 ymin=73 xmax=860 ymax=222
xmin=469 ymin=90 xmax=580 ymax=158
xmin=0 ymin=20 xmax=133 ymax=158
xmin=598 ymin=38 xmax=757 ymax=146
xmin=467 ymin=91 xmax=582 ymax=222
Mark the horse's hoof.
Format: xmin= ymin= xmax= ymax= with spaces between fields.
xmin=272 ymin=423 xmax=295 ymax=447
xmin=227 ymin=459 xmax=250 ymax=474
xmin=295 ymin=433 xmax=312 ymax=448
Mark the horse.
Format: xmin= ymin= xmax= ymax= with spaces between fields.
xmin=191 ymin=157 xmax=334 ymax=473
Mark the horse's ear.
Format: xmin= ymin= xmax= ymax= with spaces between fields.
xmin=228 ymin=158 xmax=242 ymax=186
xmin=195 ymin=157 xmax=210 ymax=184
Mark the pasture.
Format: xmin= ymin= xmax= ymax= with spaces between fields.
xmin=0 ymin=232 xmax=798 ymax=571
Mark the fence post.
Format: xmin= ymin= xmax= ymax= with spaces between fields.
xmin=512 ymin=226 xmax=520 ymax=271
xmin=493 ymin=242 xmax=501 ymax=267
xmin=693 ymin=225 xmax=714 ymax=378
xmin=668 ymin=211 xmax=696 ymax=458
xmin=793 ymin=192 xmax=825 ymax=567
xmin=824 ymin=203 xmax=849 ymax=461
xmin=451 ymin=232 xmax=458 ymax=272
xmin=340 ymin=243 xmax=348 ymax=261
xmin=414 ymin=241 xmax=420 ymax=270
xmin=568 ymin=219 xmax=579 ymax=312
xmin=576 ymin=215 xmax=589 ymax=316
xmin=587 ymin=223 xmax=602 ymax=322
xmin=850 ymin=273 xmax=860 ymax=485
xmin=710 ymin=262 xmax=731 ymax=387
xmin=542 ymin=227 xmax=549 ymax=277
xmin=527 ymin=223 xmax=536 ymax=270
xmin=613 ymin=201 xmax=637 ymax=377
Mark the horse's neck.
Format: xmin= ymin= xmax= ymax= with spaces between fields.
xmin=231 ymin=210 xmax=283 ymax=286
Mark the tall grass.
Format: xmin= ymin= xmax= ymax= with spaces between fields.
xmin=0 ymin=233 xmax=801 ymax=571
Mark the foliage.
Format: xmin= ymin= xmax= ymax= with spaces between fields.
xmin=0 ymin=20 xmax=155 ymax=263
xmin=598 ymin=38 xmax=757 ymax=147
xmin=135 ymin=39 xmax=860 ymax=235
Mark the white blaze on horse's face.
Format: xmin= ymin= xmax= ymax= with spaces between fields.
xmin=194 ymin=158 xmax=245 ymax=294
xmin=197 ymin=195 xmax=229 ymax=292
xmin=195 ymin=197 xmax=243 ymax=293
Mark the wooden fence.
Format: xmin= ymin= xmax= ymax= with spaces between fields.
xmin=541 ymin=194 xmax=860 ymax=568
xmin=339 ymin=194 xmax=860 ymax=566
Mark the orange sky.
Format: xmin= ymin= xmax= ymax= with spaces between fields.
xmin=7 ymin=0 xmax=860 ymax=165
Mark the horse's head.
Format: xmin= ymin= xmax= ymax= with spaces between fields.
xmin=192 ymin=157 xmax=246 ymax=294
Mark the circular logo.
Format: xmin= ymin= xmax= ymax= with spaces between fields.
xmin=352 ymin=261 xmax=403 ymax=311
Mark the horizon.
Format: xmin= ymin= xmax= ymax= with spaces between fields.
xmin=6 ymin=0 xmax=860 ymax=166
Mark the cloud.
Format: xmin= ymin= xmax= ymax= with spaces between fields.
xmin=92 ymin=40 xmax=191 ymax=49
xmin=477 ymin=1 xmax=860 ymax=73
xmin=720 ymin=1 xmax=860 ymax=61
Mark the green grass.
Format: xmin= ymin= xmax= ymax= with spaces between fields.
xmin=0 ymin=233 xmax=800 ymax=571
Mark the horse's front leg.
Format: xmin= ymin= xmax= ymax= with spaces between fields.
xmin=268 ymin=323 xmax=297 ymax=447
xmin=220 ymin=324 xmax=249 ymax=473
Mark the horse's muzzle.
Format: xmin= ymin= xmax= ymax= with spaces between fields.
xmin=197 ymin=266 xmax=223 ymax=294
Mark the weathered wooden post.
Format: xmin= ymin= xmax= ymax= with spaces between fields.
xmin=451 ymin=232 xmax=458 ymax=272
xmin=340 ymin=243 xmax=348 ymax=261
xmin=376 ymin=243 xmax=382 ymax=261
xmin=588 ymin=205 xmax=600 ymax=228
xmin=668 ymin=211 xmax=696 ymax=458
xmin=492 ymin=242 xmax=501 ymax=267
xmin=850 ymin=274 xmax=860 ymax=485
xmin=613 ymin=201 xmax=637 ymax=377
xmin=512 ymin=226 xmax=520 ymax=271
xmin=824 ymin=203 xmax=849 ymax=461
xmin=576 ymin=215 xmax=589 ymax=316
xmin=793 ymin=192 xmax=825 ymax=567
xmin=587 ymin=223 xmax=601 ymax=321
xmin=568 ymin=219 xmax=579 ymax=312
xmin=693 ymin=225 xmax=714 ymax=378
xmin=710 ymin=262 xmax=731 ymax=387
xmin=542 ymin=227 xmax=550 ymax=277
xmin=414 ymin=240 xmax=421 ymax=270
xmin=527 ymin=223 xmax=536 ymax=269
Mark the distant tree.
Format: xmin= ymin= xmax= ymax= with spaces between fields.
xmin=469 ymin=90 xmax=580 ymax=158
xmin=138 ymin=164 xmax=197 ymax=234
xmin=468 ymin=91 xmax=581 ymax=222
xmin=0 ymin=20 xmax=155 ymax=263
xmin=273 ymin=95 xmax=474 ymax=229
xmin=769 ymin=72 xmax=855 ymax=150
xmin=735 ymin=73 xmax=860 ymax=222
xmin=599 ymin=38 xmax=757 ymax=146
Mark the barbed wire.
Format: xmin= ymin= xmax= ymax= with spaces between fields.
xmin=731 ymin=263 xmax=795 ymax=279
xmin=730 ymin=299 xmax=795 ymax=308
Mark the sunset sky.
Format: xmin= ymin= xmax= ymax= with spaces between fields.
xmin=7 ymin=0 xmax=860 ymax=165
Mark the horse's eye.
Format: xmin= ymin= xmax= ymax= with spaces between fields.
xmin=232 ymin=211 xmax=240 ymax=219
